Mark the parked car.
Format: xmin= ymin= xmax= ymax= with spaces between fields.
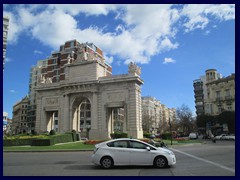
xmin=224 ymin=134 xmax=235 ymax=140
xmin=228 ymin=134 xmax=235 ymax=140
xmin=215 ymin=134 xmax=227 ymax=140
xmin=91 ymin=138 xmax=176 ymax=169
xmin=189 ymin=133 xmax=198 ymax=140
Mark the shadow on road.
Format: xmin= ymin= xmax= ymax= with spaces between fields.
xmin=64 ymin=164 xmax=171 ymax=170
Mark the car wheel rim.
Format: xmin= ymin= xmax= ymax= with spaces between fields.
xmin=102 ymin=159 xmax=112 ymax=168
xmin=156 ymin=158 xmax=166 ymax=167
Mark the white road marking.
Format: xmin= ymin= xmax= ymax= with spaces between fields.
xmin=171 ymin=148 xmax=235 ymax=173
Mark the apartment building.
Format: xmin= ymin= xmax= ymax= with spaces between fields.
xmin=12 ymin=96 xmax=29 ymax=134
xmin=27 ymin=60 xmax=48 ymax=133
xmin=3 ymin=112 xmax=8 ymax=133
xmin=193 ymin=69 xmax=235 ymax=116
xmin=3 ymin=16 xmax=9 ymax=71
xmin=38 ymin=40 xmax=112 ymax=84
xmin=141 ymin=96 xmax=176 ymax=134
xmin=205 ymin=73 xmax=235 ymax=115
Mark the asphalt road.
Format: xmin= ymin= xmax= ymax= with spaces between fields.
xmin=3 ymin=140 xmax=235 ymax=176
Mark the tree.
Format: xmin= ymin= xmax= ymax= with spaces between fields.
xmin=196 ymin=114 xmax=215 ymax=128
xmin=176 ymin=104 xmax=195 ymax=135
xmin=216 ymin=111 xmax=235 ymax=134
xmin=142 ymin=112 xmax=154 ymax=133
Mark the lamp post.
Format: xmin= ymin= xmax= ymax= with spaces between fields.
xmin=169 ymin=117 xmax=172 ymax=145
xmin=86 ymin=124 xmax=91 ymax=139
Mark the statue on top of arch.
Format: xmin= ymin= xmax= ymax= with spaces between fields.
xmin=128 ymin=62 xmax=141 ymax=76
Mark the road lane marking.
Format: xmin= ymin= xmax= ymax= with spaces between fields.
xmin=171 ymin=148 xmax=235 ymax=173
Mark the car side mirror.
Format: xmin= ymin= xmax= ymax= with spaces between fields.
xmin=146 ymin=146 xmax=151 ymax=151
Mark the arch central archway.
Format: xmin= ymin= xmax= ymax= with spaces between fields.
xmin=72 ymin=97 xmax=91 ymax=136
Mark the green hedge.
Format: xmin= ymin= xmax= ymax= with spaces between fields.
xmin=3 ymin=138 xmax=33 ymax=146
xmin=143 ymin=133 xmax=152 ymax=138
xmin=161 ymin=133 xmax=172 ymax=140
xmin=31 ymin=134 xmax=73 ymax=146
xmin=4 ymin=133 xmax=73 ymax=146
xmin=31 ymin=138 xmax=53 ymax=146
xmin=110 ymin=132 xmax=128 ymax=139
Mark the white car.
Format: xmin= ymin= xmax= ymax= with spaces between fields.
xmin=215 ymin=134 xmax=235 ymax=140
xmin=91 ymin=138 xmax=176 ymax=169
xmin=224 ymin=134 xmax=235 ymax=140
xmin=189 ymin=133 xmax=198 ymax=140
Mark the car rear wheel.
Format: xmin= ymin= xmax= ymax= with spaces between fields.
xmin=100 ymin=156 xmax=113 ymax=169
xmin=154 ymin=156 xmax=168 ymax=168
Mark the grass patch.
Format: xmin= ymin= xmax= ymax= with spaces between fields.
xmin=3 ymin=141 xmax=94 ymax=151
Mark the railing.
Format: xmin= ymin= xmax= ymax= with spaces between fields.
xmin=225 ymin=95 xmax=233 ymax=100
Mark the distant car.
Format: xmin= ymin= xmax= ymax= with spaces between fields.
xmin=215 ymin=134 xmax=226 ymax=140
xmin=91 ymin=138 xmax=176 ymax=169
xmin=189 ymin=133 xmax=198 ymax=140
xmin=149 ymin=134 xmax=156 ymax=139
xmin=224 ymin=134 xmax=235 ymax=140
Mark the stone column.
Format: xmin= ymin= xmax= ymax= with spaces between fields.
xmin=128 ymin=83 xmax=143 ymax=139
xmin=63 ymin=94 xmax=70 ymax=132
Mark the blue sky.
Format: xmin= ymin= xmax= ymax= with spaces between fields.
xmin=3 ymin=4 xmax=235 ymax=118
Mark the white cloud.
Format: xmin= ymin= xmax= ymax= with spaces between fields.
xmin=9 ymin=89 xmax=17 ymax=93
xmin=34 ymin=50 xmax=43 ymax=54
xmin=104 ymin=55 xmax=114 ymax=64
xmin=48 ymin=4 xmax=118 ymax=16
xmin=5 ymin=58 xmax=12 ymax=63
xmin=163 ymin=58 xmax=176 ymax=64
xmin=3 ymin=4 xmax=235 ymax=64
xmin=181 ymin=4 xmax=235 ymax=32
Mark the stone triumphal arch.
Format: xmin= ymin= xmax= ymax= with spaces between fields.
xmin=35 ymin=40 xmax=143 ymax=139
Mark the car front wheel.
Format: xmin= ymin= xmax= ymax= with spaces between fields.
xmin=154 ymin=156 xmax=168 ymax=168
xmin=100 ymin=156 xmax=114 ymax=169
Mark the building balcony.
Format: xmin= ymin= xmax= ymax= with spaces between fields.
xmin=215 ymin=97 xmax=223 ymax=102
xmin=225 ymin=95 xmax=234 ymax=100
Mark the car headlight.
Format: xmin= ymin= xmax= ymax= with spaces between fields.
xmin=163 ymin=151 xmax=174 ymax=156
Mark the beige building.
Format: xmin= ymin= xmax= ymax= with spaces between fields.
xmin=12 ymin=96 xmax=29 ymax=134
xmin=34 ymin=40 xmax=144 ymax=139
xmin=205 ymin=73 xmax=235 ymax=116
xmin=141 ymin=96 xmax=176 ymax=134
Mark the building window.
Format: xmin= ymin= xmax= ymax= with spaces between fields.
xmin=227 ymin=105 xmax=232 ymax=111
xmin=80 ymin=99 xmax=91 ymax=130
xmin=216 ymin=91 xmax=221 ymax=101
xmin=217 ymin=104 xmax=223 ymax=113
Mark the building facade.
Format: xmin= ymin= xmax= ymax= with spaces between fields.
xmin=3 ymin=112 xmax=8 ymax=133
xmin=141 ymin=96 xmax=176 ymax=134
xmin=193 ymin=69 xmax=222 ymax=116
xmin=3 ymin=16 xmax=9 ymax=71
xmin=205 ymin=73 xmax=235 ymax=115
xmin=27 ymin=60 xmax=48 ymax=133
xmin=193 ymin=69 xmax=235 ymax=116
xmin=34 ymin=40 xmax=144 ymax=139
xmin=12 ymin=96 xmax=29 ymax=134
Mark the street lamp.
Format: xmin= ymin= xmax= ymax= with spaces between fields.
xmin=169 ymin=117 xmax=173 ymax=145
xmin=86 ymin=124 xmax=91 ymax=139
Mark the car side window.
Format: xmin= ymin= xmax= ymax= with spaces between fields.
xmin=129 ymin=141 xmax=147 ymax=149
xmin=107 ymin=140 xmax=128 ymax=148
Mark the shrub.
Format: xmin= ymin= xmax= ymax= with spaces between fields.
xmin=49 ymin=130 xmax=56 ymax=135
xmin=71 ymin=130 xmax=77 ymax=141
xmin=3 ymin=138 xmax=33 ymax=146
xmin=110 ymin=132 xmax=128 ymax=139
xmin=143 ymin=133 xmax=152 ymax=138
xmin=161 ymin=133 xmax=172 ymax=140
xmin=31 ymin=138 xmax=53 ymax=146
